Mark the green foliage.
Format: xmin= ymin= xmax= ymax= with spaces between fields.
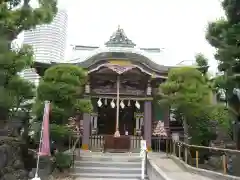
xmin=210 ymin=104 xmax=231 ymax=129
xmin=50 ymin=124 xmax=73 ymax=144
xmin=0 ymin=0 xmax=57 ymax=37
xmin=206 ymin=0 xmax=240 ymax=112
xmin=160 ymin=67 xmax=210 ymax=111
xmin=195 ymin=53 xmax=209 ymax=75
xmin=34 ymin=64 xmax=93 ymax=124
xmin=54 ymin=152 xmax=72 ymax=171
xmin=160 ymin=67 xmax=230 ymax=145
xmin=206 ymin=1 xmax=240 ymax=147
xmin=0 ymin=43 xmax=35 ymax=120
xmin=0 ymin=0 xmax=57 ymax=121
xmin=33 ymin=123 xmax=73 ymax=145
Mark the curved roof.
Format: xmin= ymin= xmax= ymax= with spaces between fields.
xmin=34 ymin=26 xmax=173 ymax=76
xmin=71 ymin=26 xmax=172 ymax=73
xmin=74 ymin=46 xmax=171 ymax=73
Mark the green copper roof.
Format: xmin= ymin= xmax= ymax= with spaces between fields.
xmin=105 ymin=26 xmax=136 ymax=48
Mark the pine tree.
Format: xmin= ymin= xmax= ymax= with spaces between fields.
xmin=206 ymin=0 xmax=240 ymax=148
xmin=0 ymin=0 xmax=57 ymax=123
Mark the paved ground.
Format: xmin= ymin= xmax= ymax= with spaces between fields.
xmin=148 ymin=152 xmax=215 ymax=180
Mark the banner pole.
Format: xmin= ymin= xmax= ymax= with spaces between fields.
xmin=33 ymin=101 xmax=50 ymax=180
xmin=34 ymin=122 xmax=44 ymax=178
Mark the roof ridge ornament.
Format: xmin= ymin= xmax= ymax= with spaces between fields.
xmin=105 ymin=25 xmax=136 ymax=48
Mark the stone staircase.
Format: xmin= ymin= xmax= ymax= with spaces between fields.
xmin=71 ymin=151 xmax=142 ymax=180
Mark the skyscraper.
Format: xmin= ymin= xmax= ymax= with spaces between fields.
xmin=21 ymin=10 xmax=68 ymax=85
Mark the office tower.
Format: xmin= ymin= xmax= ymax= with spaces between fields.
xmin=21 ymin=10 xmax=68 ymax=85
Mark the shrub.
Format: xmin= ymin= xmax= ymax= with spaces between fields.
xmin=54 ymin=152 xmax=73 ymax=172
xmin=50 ymin=124 xmax=73 ymax=144
xmin=32 ymin=123 xmax=73 ymax=148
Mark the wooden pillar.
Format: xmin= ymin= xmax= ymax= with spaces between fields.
xmin=144 ymin=101 xmax=152 ymax=151
xmin=82 ymin=113 xmax=91 ymax=150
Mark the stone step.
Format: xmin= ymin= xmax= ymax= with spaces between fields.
xmin=71 ymin=172 xmax=141 ymax=179
xmin=75 ymin=160 xmax=141 ymax=168
xmin=73 ymin=152 xmax=143 ymax=179
xmin=78 ymin=151 xmax=141 ymax=157
xmin=73 ymin=166 xmax=141 ymax=174
xmin=75 ymin=178 xmax=140 ymax=180
xmin=78 ymin=155 xmax=141 ymax=162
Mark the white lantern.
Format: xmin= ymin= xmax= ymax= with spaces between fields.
xmin=127 ymin=100 xmax=131 ymax=106
xmin=120 ymin=100 xmax=125 ymax=109
xmin=97 ymin=98 xmax=102 ymax=107
xmin=135 ymin=101 xmax=140 ymax=109
xmin=111 ymin=100 xmax=115 ymax=108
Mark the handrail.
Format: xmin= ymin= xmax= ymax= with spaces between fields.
xmin=69 ymin=136 xmax=81 ymax=168
xmin=176 ymin=140 xmax=240 ymax=153
xmin=164 ymin=138 xmax=240 ymax=177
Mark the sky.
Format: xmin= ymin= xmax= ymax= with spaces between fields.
xmin=27 ymin=0 xmax=225 ymax=75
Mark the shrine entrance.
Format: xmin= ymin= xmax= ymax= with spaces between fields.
xmin=97 ymin=105 xmax=116 ymax=135
xmin=97 ymin=102 xmax=136 ymax=135
xmin=119 ymin=105 xmax=135 ymax=135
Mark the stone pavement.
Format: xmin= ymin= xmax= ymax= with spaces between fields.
xmin=148 ymin=152 xmax=215 ymax=180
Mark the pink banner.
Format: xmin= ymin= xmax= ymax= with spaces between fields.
xmin=39 ymin=101 xmax=51 ymax=156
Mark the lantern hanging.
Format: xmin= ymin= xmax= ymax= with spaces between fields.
xmin=135 ymin=100 xmax=140 ymax=109
xmin=127 ymin=100 xmax=131 ymax=106
xmin=111 ymin=99 xmax=115 ymax=108
xmin=120 ymin=100 xmax=125 ymax=109
xmin=97 ymin=98 xmax=102 ymax=107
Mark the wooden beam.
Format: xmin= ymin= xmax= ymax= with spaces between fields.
xmin=87 ymin=95 xmax=153 ymax=101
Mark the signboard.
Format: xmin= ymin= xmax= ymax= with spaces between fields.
xmin=140 ymin=140 xmax=147 ymax=150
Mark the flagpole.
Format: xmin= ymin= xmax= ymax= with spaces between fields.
xmin=33 ymin=101 xmax=50 ymax=180
xmin=34 ymin=122 xmax=44 ymax=179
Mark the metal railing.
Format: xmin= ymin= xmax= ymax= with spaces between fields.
xmin=151 ymin=136 xmax=164 ymax=152
xmin=164 ymin=139 xmax=240 ymax=177
xmin=68 ymin=135 xmax=82 ymax=168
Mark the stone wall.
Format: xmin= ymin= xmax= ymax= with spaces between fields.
xmin=0 ymin=137 xmax=28 ymax=180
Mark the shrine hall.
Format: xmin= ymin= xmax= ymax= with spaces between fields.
xmin=34 ymin=26 xmax=183 ymax=151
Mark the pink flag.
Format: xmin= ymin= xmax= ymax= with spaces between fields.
xmin=39 ymin=101 xmax=51 ymax=156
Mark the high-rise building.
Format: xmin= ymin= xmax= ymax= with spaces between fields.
xmin=21 ymin=10 xmax=68 ymax=85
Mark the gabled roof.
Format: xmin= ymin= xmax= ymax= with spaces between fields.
xmin=76 ymin=48 xmax=172 ymax=73
xmin=34 ymin=26 xmax=175 ymax=76
xmin=105 ymin=25 xmax=136 ymax=48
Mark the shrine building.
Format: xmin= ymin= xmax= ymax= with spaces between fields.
xmin=34 ymin=27 xmax=183 ymax=151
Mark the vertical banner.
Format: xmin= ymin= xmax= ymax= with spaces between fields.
xmin=39 ymin=101 xmax=51 ymax=156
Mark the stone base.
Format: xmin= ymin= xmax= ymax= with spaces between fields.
xmin=81 ymin=144 xmax=89 ymax=150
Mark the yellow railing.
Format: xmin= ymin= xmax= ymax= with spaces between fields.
xmin=165 ymin=139 xmax=240 ymax=176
